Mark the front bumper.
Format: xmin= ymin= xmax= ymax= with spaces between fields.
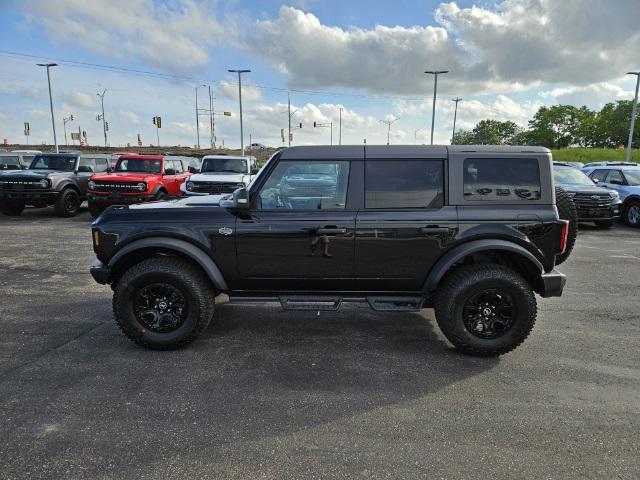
xmin=539 ymin=269 xmax=566 ymax=298
xmin=89 ymin=259 xmax=111 ymax=284
xmin=575 ymin=202 xmax=621 ymax=222
xmin=88 ymin=192 xmax=155 ymax=205
xmin=0 ymin=190 xmax=59 ymax=203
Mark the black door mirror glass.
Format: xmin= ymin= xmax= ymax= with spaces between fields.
xmin=219 ymin=187 xmax=250 ymax=210
xmin=592 ymin=178 xmax=599 ymax=184
xmin=251 ymin=167 xmax=259 ymax=175
xmin=164 ymin=168 xmax=176 ymax=175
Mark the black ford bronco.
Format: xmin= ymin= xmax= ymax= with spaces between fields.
xmin=0 ymin=153 xmax=111 ymax=217
xmin=90 ymin=145 xmax=569 ymax=356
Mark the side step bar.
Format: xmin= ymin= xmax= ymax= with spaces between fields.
xmin=228 ymin=295 xmax=424 ymax=312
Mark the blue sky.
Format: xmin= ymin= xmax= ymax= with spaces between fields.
xmin=1 ymin=0 xmax=639 ymax=148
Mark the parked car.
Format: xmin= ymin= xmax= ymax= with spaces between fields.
xmin=0 ymin=152 xmax=110 ymax=217
xmin=250 ymin=143 xmax=268 ymax=150
xmin=90 ymin=145 xmax=569 ymax=356
xmin=87 ymin=155 xmax=192 ymax=218
xmin=0 ymin=150 xmax=41 ymax=170
xmin=553 ymin=162 xmax=621 ymax=228
xmin=582 ymin=163 xmax=640 ymax=227
xmin=180 ymin=155 xmax=258 ymax=200
xmin=566 ymin=161 xmax=584 ymax=169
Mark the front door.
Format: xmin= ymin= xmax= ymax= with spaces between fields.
xmin=235 ymin=158 xmax=356 ymax=291
xmin=355 ymin=157 xmax=457 ymax=291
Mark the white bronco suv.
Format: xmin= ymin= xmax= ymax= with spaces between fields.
xmin=180 ymin=155 xmax=259 ymax=201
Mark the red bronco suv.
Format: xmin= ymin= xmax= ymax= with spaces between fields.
xmin=87 ymin=154 xmax=192 ymax=218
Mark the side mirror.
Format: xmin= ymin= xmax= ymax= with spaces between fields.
xmin=106 ymin=166 xmax=113 ymax=173
xmin=250 ymin=167 xmax=259 ymax=175
xmin=219 ymin=187 xmax=250 ymax=210
xmin=188 ymin=166 xmax=199 ymax=174
xmin=592 ymin=178 xmax=599 ymax=184
xmin=164 ymin=168 xmax=176 ymax=175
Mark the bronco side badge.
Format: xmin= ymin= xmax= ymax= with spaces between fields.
xmin=218 ymin=227 xmax=233 ymax=236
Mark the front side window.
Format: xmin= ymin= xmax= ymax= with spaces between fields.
xmin=257 ymin=160 xmax=349 ymax=210
xmin=201 ymin=157 xmax=247 ymax=174
xmin=365 ymin=160 xmax=443 ymax=209
xmin=606 ymin=170 xmax=625 ymax=185
xmin=115 ymin=158 xmax=162 ymax=173
xmin=590 ymin=169 xmax=609 ymax=182
xmin=0 ymin=156 xmax=21 ymax=168
xmin=464 ymin=158 xmax=541 ymax=201
xmin=553 ymin=166 xmax=594 ymax=185
xmin=30 ymin=155 xmax=77 ymax=171
xmin=78 ymin=158 xmax=96 ymax=172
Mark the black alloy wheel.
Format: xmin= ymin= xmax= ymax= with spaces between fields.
xmin=132 ymin=283 xmax=188 ymax=333
xmin=462 ymin=289 xmax=515 ymax=339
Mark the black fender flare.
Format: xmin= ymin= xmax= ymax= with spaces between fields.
xmin=622 ymin=195 xmax=640 ymax=209
xmin=149 ymin=183 xmax=167 ymax=196
xmin=57 ymin=181 xmax=81 ymax=194
xmin=423 ymin=239 xmax=543 ymax=293
xmin=108 ymin=237 xmax=228 ymax=291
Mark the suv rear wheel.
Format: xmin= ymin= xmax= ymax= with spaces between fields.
xmin=555 ymin=186 xmax=578 ymax=265
xmin=54 ymin=189 xmax=80 ymax=217
xmin=113 ymin=256 xmax=215 ymax=349
xmin=435 ymin=264 xmax=537 ymax=357
xmin=0 ymin=202 xmax=25 ymax=216
xmin=623 ymin=200 xmax=640 ymax=227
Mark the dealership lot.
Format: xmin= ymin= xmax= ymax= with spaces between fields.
xmin=0 ymin=208 xmax=638 ymax=479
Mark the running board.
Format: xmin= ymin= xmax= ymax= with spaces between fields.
xmin=228 ymin=294 xmax=425 ymax=312
xmin=280 ymin=295 xmax=342 ymax=311
xmin=366 ymin=296 xmax=424 ymax=312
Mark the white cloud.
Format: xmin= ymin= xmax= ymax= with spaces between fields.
xmin=23 ymin=0 xmax=223 ymax=71
xmin=538 ymin=82 xmax=634 ymax=108
xmin=119 ymin=110 xmax=140 ymax=125
xmin=218 ymin=81 xmax=262 ymax=102
xmin=61 ymin=91 xmax=95 ymax=109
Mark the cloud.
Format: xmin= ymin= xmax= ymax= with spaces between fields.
xmin=119 ymin=110 xmax=140 ymax=125
xmin=245 ymin=2 xmax=640 ymax=95
xmin=538 ymin=82 xmax=634 ymax=108
xmin=61 ymin=91 xmax=95 ymax=109
xmin=23 ymin=0 xmax=223 ymax=71
xmin=218 ymin=81 xmax=263 ymax=102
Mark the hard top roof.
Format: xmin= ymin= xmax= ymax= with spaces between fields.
xmin=278 ymin=144 xmax=550 ymax=159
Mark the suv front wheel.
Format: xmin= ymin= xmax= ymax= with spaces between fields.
xmin=113 ymin=256 xmax=215 ymax=349
xmin=435 ymin=264 xmax=537 ymax=357
xmin=0 ymin=202 xmax=25 ymax=216
xmin=54 ymin=189 xmax=81 ymax=217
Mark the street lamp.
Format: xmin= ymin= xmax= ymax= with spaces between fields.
xmin=451 ymin=97 xmax=462 ymax=144
xmin=379 ymin=117 xmax=400 ymax=145
xmin=228 ymin=69 xmax=251 ymax=155
xmin=37 ymin=63 xmax=58 ymax=152
xmin=626 ymin=72 xmax=640 ymax=163
xmin=96 ymin=89 xmax=108 ymax=147
xmin=194 ymin=84 xmax=207 ymax=149
xmin=313 ymin=121 xmax=333 ymax=145
xmin=425 ymin=70 xmax=449 ymax=145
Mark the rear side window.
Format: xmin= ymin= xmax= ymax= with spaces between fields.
xmin=606 ymin=170 xmax=625 ymax=184
xmin=365 ymin=160 xmax=443 ymax=209
xmin=590 ymin=169 xmax=609 ymax=182
xmin=464 ymin=158 xmax=540 ymax=201
xmin=78 ymin=158 xmax=96 ymax=172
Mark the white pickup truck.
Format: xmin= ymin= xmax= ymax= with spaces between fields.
xmin=180 ymin=155 xmax=259 ymax=201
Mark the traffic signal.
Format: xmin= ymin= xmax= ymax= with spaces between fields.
xmin=70 ymin=115 xmax=74 ymax=121
xmin=153 ymin=116 xmax=162 ymax=128
xmin=223 ymin=111 xmax=232 ymax=117
xmin=105 ymin=121 xmax=109 ymax=131
xmin=299 ymin=122 xmax=303 ymax=128
xmin=157 ymin=117 xmax=161 ymax=128
xmin=152 ymin=116 xmax=157 ymax=126
xmin=313 ymin=121 xmax=317 ymax=128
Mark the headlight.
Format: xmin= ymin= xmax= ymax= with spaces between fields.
xmin=136 ymin=182 xmax=146 ymax=191
xmin=609 ymin=190 xmax=620 ymax=200
xmin=39 ymin=178 xmax=50 ymax=188
xmin=186 ymin=181 xmax=194 ymax=191
xmin=88 ymin=180 xmax=96 ymax=190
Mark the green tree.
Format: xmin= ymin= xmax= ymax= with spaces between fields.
xmin=452 ymin=129 xmax=474 ymax=145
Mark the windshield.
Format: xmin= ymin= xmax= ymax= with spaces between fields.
xmin=29 ymin=155 xmax=77 ymax=171
xmin=115 ymin=158 xmax=162 ymax=173
xmin=622 ymin=169 xmax=640 ymax=186
xmin=201 ymin=158 xmax=247 ymax=174
xmin=553 ymin=166 xmax=594 ymax=185
xmin=0 ymin=156 xmax=21 ymax=168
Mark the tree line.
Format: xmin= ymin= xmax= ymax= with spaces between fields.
xmin=452 ymin=100 xmax=639 ymax=148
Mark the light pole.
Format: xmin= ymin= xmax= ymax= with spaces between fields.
xmin=63 ymin=114 xmax=74 ymax=146
xmin=313 ymin=121 xmax=333 ymax=144
xmin=97 ymin=89 xmax=108 ymax=147
xmin=339 ymin=107 xmax=343 ymax=145
xmin=425 ymin=70 xmax=449 ymax=145
xmin=37 ymin=63 xmax=59 ymax=152
xmin=414 ymin=128 xmax=423 ymax=145
xmin=228 ymin=69 xmax=251 ymax=155
xmin=195 ymin=85 xmax=204 ymax=149
xmin=451 ymin=97 xmax=462 ymax=144
xmin=379 ymin=117 xmax=400 ymax=145
xmin=626 ymin=72 xmax=640 ymax=163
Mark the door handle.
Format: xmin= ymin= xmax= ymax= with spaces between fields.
xmin=419 ymin=226 xmax=451 ymax=234
xmin=316 ymin=227 xmax=347 ymax=235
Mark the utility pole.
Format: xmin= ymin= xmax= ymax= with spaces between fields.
xmin=626 ymin=72 xmax=640 ymax=163
xmin=208 ymin=86 xmax=215 ymax=149
xmin=37 ymin=63 xmax=58 ymax=152
xmin=451 ymin=97 xmax=462 ymax=144
xmin=379 ymin=117 xmax=400 ymax=145
xmin=97 ymin=89 xmax=108 ymax=147
xmin=313 ymin=121 xmax=333 ymax=144
xmin=288 ymin=92 xmax=292 ymax=147
xmin=425 ymin=70 xmax=449 ymax=145
xmin=228 ymin=69 xmax=251 ymax=155
xmin=339 ymin=107 xmax=343 ymax=145
xmin=195 ymin=86 xmax=200 ymax=149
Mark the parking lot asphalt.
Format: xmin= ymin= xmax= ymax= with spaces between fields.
xmin=0 ymin=206 xmax=638 ymax=480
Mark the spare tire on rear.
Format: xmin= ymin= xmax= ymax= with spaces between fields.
xmin=555 ymin=186 xmax=578 ymax=265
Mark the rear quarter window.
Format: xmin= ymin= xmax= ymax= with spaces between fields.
xmin=464 ymin=158 xmax=541 ymax=201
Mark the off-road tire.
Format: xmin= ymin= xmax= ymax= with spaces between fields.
xmin=54 ymin=188 xmax=81 ymax=217
xmin=622 ymin=200 xmax=640 ymax=227
xmin=555 ymin=186 xmax=578 ymax=265
xmin=0 ymin=202 xmax=25 ymax=216
xmin=154 ymin=189 xmax=167 ymax=201
xmin=88 ymin=201 xmax=106 ymax=219
xmin=594 ymin=220 xmax=614 ymax=229
xmin=113 ymin=256 xmax=215 ymax=350
xmin=434 ymin=264 xmax=537 ymax=357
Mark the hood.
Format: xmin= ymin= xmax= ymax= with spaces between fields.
xmin=0 ymin=170 xmax=51 ymax=180
xmin=128 ymin=195 xmax=224 ymax=210
xmin=91 ymin=172 xmax=157 ymax=182
xmin=556 ymin=183 xmax=613 ymax=195
xmin=189 ymin=172 xmax=245 ymax=183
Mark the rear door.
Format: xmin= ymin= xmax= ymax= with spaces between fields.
xmin=355 ymin=146 xmax=457 ymax=291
